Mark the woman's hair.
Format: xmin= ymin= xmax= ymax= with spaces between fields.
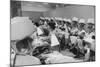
xmin=48 ymin=22 xmax=56 ymax=30
xmin=34 ymin=22 xmax=40 ymax=27
xmin=42 ymin=28 xmax=50 ymax=36
xmin=92 ymin=35 xmax=95 ymax=39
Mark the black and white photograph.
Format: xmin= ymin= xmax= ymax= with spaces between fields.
xmin=10 ymin=0 xmax=95 ymax=67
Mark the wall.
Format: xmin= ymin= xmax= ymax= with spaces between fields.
xmin=44 ymin=5 xmax=95 ymax=20
xmin=21 ymin=1 xmax=50 ymax=22
xmin=22 ymin=11 xmax=43 ymax=22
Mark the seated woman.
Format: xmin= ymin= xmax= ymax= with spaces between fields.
xmin=14 ymin=37 xmax=41 ymax=66
xmin=31 ymin=25 xmax=51 ymax=57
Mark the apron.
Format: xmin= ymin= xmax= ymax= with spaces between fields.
xmin=70 ymin=36 xmax=77 ymax=44
xmin=37 ymin=27 xmax=43 ymax=36
xmin=71 ymin=28 xmax=78 ymax=35
xmin=83 ymin=37 xmax=95 ymax=51
xmin=51 ymin=34 xmax=59 ymax=46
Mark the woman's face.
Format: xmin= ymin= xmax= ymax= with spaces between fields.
xmin=78 ymin=23 xmax=85 ymax=30
xmin=39 ymin=20 xmax=44 ymax=25
xmin=85 ymin=24 xmax=94 ymax=33
xmin=72 ymin=21 xmax=78 ymax=28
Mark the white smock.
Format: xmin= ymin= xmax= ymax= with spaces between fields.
xmin=51 ymin=33 xmax=59 ymax=46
